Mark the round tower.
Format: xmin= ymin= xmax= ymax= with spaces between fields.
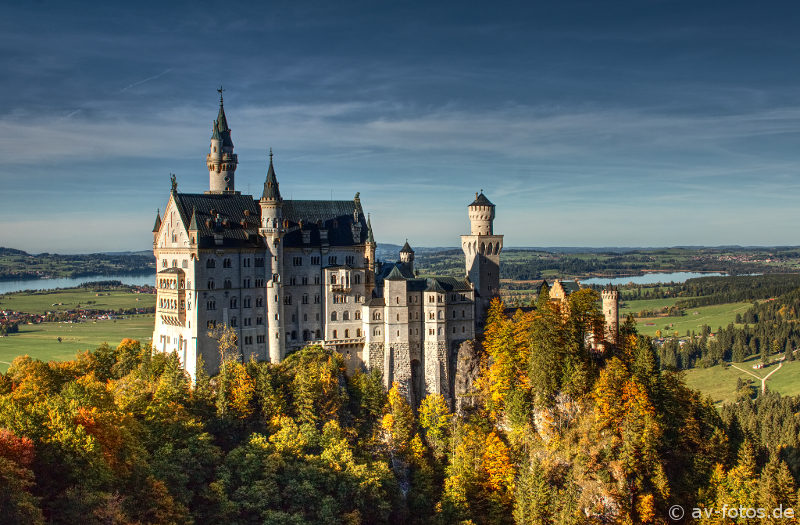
xmin=259 ymin=150 xmax=285 ymax=363
xmin=399 ymin=240 xmax=415 ymax=272
xmin=207 ymin=89 xmax=238 ymax=193
xmin=602 ymin=286 xmax=620 ymax=346
xmin=468 ymin=190 xmax=495 ymax=235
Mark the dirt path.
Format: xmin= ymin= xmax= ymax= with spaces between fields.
xmin=730 ymin=361 xmax=783 ymax=394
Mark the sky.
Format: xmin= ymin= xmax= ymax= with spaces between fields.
xmin=2 ymin=0 xmax=800 ymax=253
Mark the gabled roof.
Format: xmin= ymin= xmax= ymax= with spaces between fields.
xmin=172 ymin=193 xmax=263 ymax=249
xmin=470 ymin=192 xmax=494 ymax=207
xmin=281 ymin=199 xmax=370 ymax=248
xmin=425 ymin=279 xmax=446 ymax=292
xmin=375 ymin=262 xmax=415 ymax=283
xmin=152 ymin=210 xmax=162 ymax=233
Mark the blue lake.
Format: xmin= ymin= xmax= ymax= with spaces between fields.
xmin=0 ymin=273 xmax=156 ymax=295
xmin=581 ymin=272 xmax=726 ymax=286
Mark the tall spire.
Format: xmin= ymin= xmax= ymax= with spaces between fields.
xmin=366 ymin=213 xmax=375 ymax=243
xmin=152 ymin=209 xmax=162 ymax=233
xmin=216 ymin=86 xmax=228 ymax=133
xmin=188 ymin=207 xmax=199 ymax=231
xmin=261 ymin=149 xmax=282 ymax=201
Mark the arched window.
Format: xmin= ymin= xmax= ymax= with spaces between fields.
xmin=230 ymin=298 xmax=237 ymax=309
xmin=284 ymin=294 xmax=292 ymax=305
xmin=182 ymin=260 xmax=188 ymax=268
xmin=333 ymin=330 xmax=338 ymax=339
xmin=354 ymin=274 xmax=361 ymax=284
xmin=453 ymin=327 xmax=456 ymax=333
xmin=331 ymin=311 xmax=337 ymax=321
xmin=356 ymin=328 xmax=361 ymax=337
xmin=343 ymin=311 xmax=350 ymax=321
xmin=224 ymin=279 xmax=232 ymax=289
xmin=331 ymin=274 xmax=337 ymax=285
xmin=208 ymin=279 xmax=215 ymax=289
xmin=462 ymin=326 xmax=466 ymax=332
xmin=230 ymin=317 xmax=238 ymax=327
xmin=303 ymin=330 xmax=309 ymax=341
xmin=438 ymin=327 xmax=442 ymax=335
xmin=256 ymin=296 xmax=263 ymax=307
xmin=438 ymin=311 xmax=443 ymax=319
xmin=206 ymin=259 xmax=216 ymax=268
xmin=206 ymin=299 xmax=215 ymax=310
xmin=223 ymin=258 xmax=232 ymax=268
xmin=172 ymin=259 xmax=177 ymax=267
xmin=345 ymin=329 xmax=350 ymax=338
xmin=396 ymin=297 xmax=399 ymax=304
xmin=291 ymin=330 xmax=297 ymax=340
xmin=243 ymin=297 xmax=251 ymax=308
xmin=462 ymin=310 xmax=465 ymax=318
xmin=316 ymin=329 xmax=321 ymax=339
xmin=452 ymin=310 xmax=456 ymax=318
xmin=355 ymin=311 xmax=361 ymax=320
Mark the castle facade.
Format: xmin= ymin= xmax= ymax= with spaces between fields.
xmin=151 ymin=95 xmax=510 ymax=403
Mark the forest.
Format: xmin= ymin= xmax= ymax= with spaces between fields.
xmin=1 ymin=291 xmax=799 ymax=524
xmin=0 ymin=249 xmax=155 ymax=281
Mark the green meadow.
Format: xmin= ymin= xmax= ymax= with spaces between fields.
xmin=0 ymin=315 xmax=155 ymax=373
xmin=631 ymin=301 xmax=752 ymax=338
xmin=0 ymin=287 xmax=155 ymax=315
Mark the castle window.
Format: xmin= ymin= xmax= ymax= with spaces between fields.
xmin=183 ymin=260 xmax=188 ymax=268
xmin=343 ymin=311 xmax=350 ymax=321
xmin=331 ymin=312 xmax=337 ymax=321
xmin=230 ymin=317 xmax=237 ymax=327
xmin=355 ymin=294 xmax=362 ymax=302
xmin=244 ymin=258 xmax=251 ymax=267
xmin=374 ymin=328 xmax=380 ymax=336
xmin=208 ymin=279 xmax=215 ymax=289
xmin=230 ymin=298 xmax=237 ymax=309
xmin=276 ymin=332 xmax=279 ymax=339
xmin=452 ymin=311 xmax=456 ymax=318
xmin=223 ymin=258 xmax=232 ymax=268
xmin=462 ymin=326 xmax=466 ymax=333
xmin=328 ymin=256 xmax=337 ymax=265
xmin=172 ymin=259 xmax=177 ymax=267
xmin=333 ymin=330 xmax=338 ymax=339
xmin=415 ymin=329 xmax=418 ymax=335
xmin=316 ymin=313 xmax=320 ymax=321
xmin=453 ymin=327 xmax=456 ymax=333
xmin=303 ymin=313 xmax=308 ymax=322
xmin=162 ymin=259 xmax=167 ymax=268
xmin=207 ymin=300 xmax=215 ymax=310
xmin=257 ymin=316 xmax=263 ymax=325
xmin=255 ymin=278 xmax=264 ymax=287
xmin=311 ymin=256 xmax=320 ymax=265
xmin=409 ymin=312 xmax=413 ymax=320
xmin=284 ymin=294 xmax=292 ymax=305
xmin=429 ymin=312 xmax=434 ymax=320
xmin=256 ymin=297 xmax=264 ymax=307
xmin=224 ymin=279 xmax=232 ymax=289
xmin=438 ymin=327 xmax=442 ymax=335
xmin=345 ymin=329 xmax=350 ymax=338
xmin=396 ymin=297 xmax=399 ymax=304
xmin=273 ymin=274 xmax=279 ymax=283
xmin=331 ymin=275 xmax=337 ymax=285
xmin=243 ymin=278 xmax=251 ymax=288
xmin=207 ymin=258 xmax=216 ymax=268
xmin=291 ymin=314 xmax=296 ymax=322
xmin=293 ymin=256 xmax=303 ymax=266
xmin=302 ymin=294 xmax=309 ymax=304
xmin=255 ymin=258 xmax=264 ymax=267
xmin=429 ymin=328 xmax=434 ymax=335
xmin=207 ymin=320 xmax=216 ymax=329
xmin=290 ymin=277 xmax=297 ymax=285
xmin=244 ymin=336 xmax=252 ymax=345
xmin=356 ymin=329 xmax=361 ymax=337
xmin=415 ymin=312 xmax=419 ymax=319
xmin=346 ymin=256 xmax=354 ymax=265
xmin=452 ymin=294 xmax=456 ymax=301
xmin=429 ymin=295 xmax=434 ymax=303
xmin=438 ymin=311 xmax=443 ymax=319
xmin=244 ymin=318 xmax=251 ymax=326
xmin=355 ymin=311 xmax=361 ymax=320
xmin=354 ymin=274 xmax=361 ymax=284
xmin=274 ymin=295 xmax=278 ymax=302
xmin=462 ymin=310 xmax=465 ymax=318
xmin=315 ymin=276 xmax=320 ymax=285
xmin=315 ymin=294 xmax=320 ymax=304
xmin=257 ymin=335 xmax=265 ymax=343
xmin=409 ymin=329 xmax=413 ymax=335
xmin=316 ymin=329 xmax=321 ymax=339
xmin=302 ymin=277 xmax=308 ymax=285
xmin=396 ymin=313 xmax=400 ymax=321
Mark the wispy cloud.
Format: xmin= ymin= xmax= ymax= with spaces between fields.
xmin=120 ymin=68 xmax=174 ymax=92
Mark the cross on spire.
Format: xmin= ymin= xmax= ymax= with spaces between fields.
xmin=217 ymin=86 xmax=225 ymax=104
xmin=270 ymin=147 xmax=273 ymax=162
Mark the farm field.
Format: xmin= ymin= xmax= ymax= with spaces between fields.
xmin=619 ymin=297 xmax=681 ymax=314
xmin=685 ymin=354 xmax=800 ymax=406
xmin=0 ymin=314 xmax=154 ymax=373
xmin=0 ymin=287 xmax=155 ymax=314
xmin=632 ymin=301 xmax=752 ymax=338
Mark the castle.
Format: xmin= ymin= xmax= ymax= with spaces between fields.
xmin=151 ymin=94 xmax=618 ymax=404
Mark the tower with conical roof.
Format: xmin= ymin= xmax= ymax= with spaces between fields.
xmin=461 ymin=190 xmax=503 ymax=327
xmin=259 ymin=149 xmax=285 ymax=363
xmin=206 ymin=89 xmax=238 ymax=193
xmin=399 ymin=240 xmax=415 ymax=272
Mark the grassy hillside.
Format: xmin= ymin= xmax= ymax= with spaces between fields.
xmin=0 ymin=287 xmax=155 ymax=315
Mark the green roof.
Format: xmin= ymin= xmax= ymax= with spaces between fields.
xmin=385 ymin=265 xmax=405 ymax=281
xmin=400 ymin=240 xmax=414 ymax=254
xmin=261 ymin=154 xmax=281 ymax=201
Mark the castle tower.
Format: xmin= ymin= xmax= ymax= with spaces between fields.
xmin=399 ymin=240 xmax=415 ymax=272
xmin=602 ymin=286 xmax=620 ymax=347
xmin=461 ymin=191 xmax=503 ymax=326
xmin=259 ymin=150 xmax=285 ymax=363
xmin=207 ymin=90 xmax=238 ymax=193
xmin=364 ymin=214 xmax=376 ymax=298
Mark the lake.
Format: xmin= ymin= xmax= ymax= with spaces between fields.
xmin=0 ymin=273 xmax=156 ymax=295
xmin=581 ymin=272 xmax=726 ymax=286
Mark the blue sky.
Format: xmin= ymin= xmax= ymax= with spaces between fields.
xmin=2 ymin=0 xmax=800 ymax=253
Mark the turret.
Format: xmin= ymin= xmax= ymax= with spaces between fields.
xmin=258 ymin=149 xmax=285 ymax=364
xmin=399 ymin=240 xmax=415 ymax=272
xmin=468 ymin=190 xmax=495 ymax=235
xmin=364 ymin=214 xmax=376 ymax=297
xmin=602 ymin=286 xmax=620 ymax=347
xmin=152 ymin=209 xmax=161 ymax=245
xmin=207 ymin=89 xmax=238 ymax=193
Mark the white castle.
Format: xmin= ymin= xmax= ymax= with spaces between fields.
xmin=151 ymin=94 xmax=507 ymax=404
